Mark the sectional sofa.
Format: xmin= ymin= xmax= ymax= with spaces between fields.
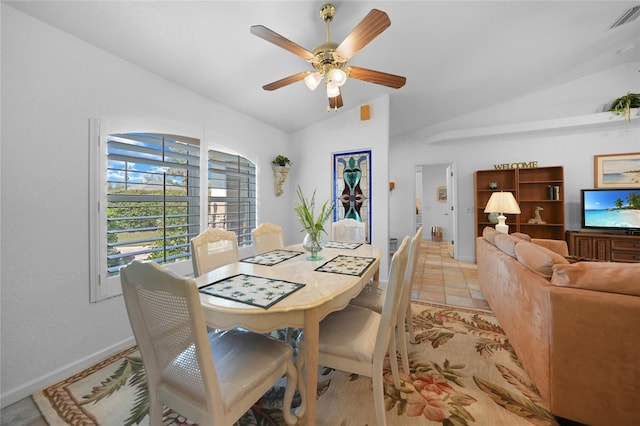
xmin=476 ymin=227 xmax=640 ymax=426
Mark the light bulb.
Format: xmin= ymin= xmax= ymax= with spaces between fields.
xmin=326 ymin=81 xmax=340 ymax=97
xmin=328 ymin=68 xmax=347 ymax=87
xmin=304 ymin=72 xmax=322 ymax=91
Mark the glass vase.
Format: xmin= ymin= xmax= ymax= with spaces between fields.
xmin=302 ymin=232 xmax=324 ymax=261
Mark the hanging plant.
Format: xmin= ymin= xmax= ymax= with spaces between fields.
xmin=608 ymin=92 xmax=640 ymax=122
xmin=272 ymin=155 xmax=292 ymax=167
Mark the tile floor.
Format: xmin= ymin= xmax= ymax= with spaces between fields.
xmin=0 ymin=240 xmax=483 ymax=425
xmin=411 ymin=240 xmax=489 ymax=310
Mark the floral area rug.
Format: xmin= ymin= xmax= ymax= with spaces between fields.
xmin=32 ymin=301 xmax=559 ymax=426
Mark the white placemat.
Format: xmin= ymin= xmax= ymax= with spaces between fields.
xmin=199 ymin=274 xmax=305 ymax=309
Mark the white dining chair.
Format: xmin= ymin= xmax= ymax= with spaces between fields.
xmin=349 ymin=226 xmax=423 ymax=373
xmin=296 ymin=235 xmax=410 ymax=426
xmin=252 ymin=222 xmax=285 ymax=254
xmin=251 ymin=222 xmax=299 ymax=342
xmin=120 ymin=260 xmax=298 ymax=426
xmin=190 ymin=227 xmax=239 ymax=277
xmin=331 ymin=218 xmax=366 ymax=242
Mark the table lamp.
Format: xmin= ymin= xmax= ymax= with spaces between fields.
xmin=484 ymin=191 xmax=521 ymax=234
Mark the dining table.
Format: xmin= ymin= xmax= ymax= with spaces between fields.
xmin=196 ymin=241 xmax=382 ymax=426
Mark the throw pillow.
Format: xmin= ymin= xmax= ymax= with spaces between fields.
xmin=551 ymin=262 xmax=640 ymax=296
xmin=515 ymin=240 xmax=569 ymax=279
xmin=482 ymin=226 xmax=499 ymax=246
xmin=494 ymin=233 xmax=521 ymax=258
xmin=512 ymin=232 xmax=532 ymax=241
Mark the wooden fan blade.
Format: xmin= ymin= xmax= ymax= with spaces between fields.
xmin=329 ymin=90 xmax=344 ymax=109
xmin=262 ymin=71 xmax=308 ymax=91
xmin=348 ymin=66 xmax=406 ymax=89
xmin=250 ymin=25 xmax=314 ymax=61
xmin=335 ymin=9 xmax=390 ymax=61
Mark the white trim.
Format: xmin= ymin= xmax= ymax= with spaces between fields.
xmin=423 ymin=109 xmax=640 ymax=144
xmin=89 ymin=118 xmax=108 ymax=302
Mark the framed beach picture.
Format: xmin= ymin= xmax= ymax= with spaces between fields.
xmin=594 ymin=152 xmax=640 ymax=188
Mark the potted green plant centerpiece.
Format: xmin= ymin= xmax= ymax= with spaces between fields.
xmin=272 ymin=155 xmax=292 ymax=196
xmin=294 ymin=186 xmax=334 ymax=260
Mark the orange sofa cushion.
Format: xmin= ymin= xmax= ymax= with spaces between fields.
xmin=512 ymin=232 xmax=532 ymax=241
xmin=482 ymin=226 xmax=498 ymax=245
xmin=515 ymin=240 xmax=569 ymax=279
xmin=551 ymin=262 xmax=640 ymax=296
xmin=494 ymin=233 xmax=521 ymax=258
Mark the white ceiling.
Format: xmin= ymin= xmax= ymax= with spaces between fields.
xmin=6 ymin=1 xmax=640 ymax=138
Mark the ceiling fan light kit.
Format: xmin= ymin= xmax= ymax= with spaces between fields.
xmin=250 ymin=3 xmax=406 ymax=110
xmin=304 ymin=72 xmax=323 ymax=91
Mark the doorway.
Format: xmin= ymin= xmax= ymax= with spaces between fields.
xmin=415 ymin=163 xmax=457 ymax=259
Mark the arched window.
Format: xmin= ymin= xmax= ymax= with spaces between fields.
xmin=90 ymin=120 xmax=256 ymax=301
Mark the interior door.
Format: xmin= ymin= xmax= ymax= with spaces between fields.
xmin=446 ymin=163 xmax=457 ymax=258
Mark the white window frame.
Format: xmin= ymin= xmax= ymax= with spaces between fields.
xmin=92 ymin=118 xmax=262 ymax=302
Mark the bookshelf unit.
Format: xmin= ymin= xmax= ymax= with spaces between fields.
xmin=474 ymin=166 xmax=565 ymax=239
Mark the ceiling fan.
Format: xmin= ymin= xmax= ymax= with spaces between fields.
xmin=250 ymin=3 xmax=406 ymax=111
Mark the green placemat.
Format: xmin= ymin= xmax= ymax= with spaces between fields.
xmin=200 ymin=274 xmax=305 ymax=309
xmin=315 ymin=255 xmax=376 ymax=276
xmin=241 ymin=249 xmax=303 ymax=266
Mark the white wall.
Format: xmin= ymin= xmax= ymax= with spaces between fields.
xmin=390 ymin=63 xmax=640 ymax=261
xmin=290 ymin=96 xmax=392 ymax=278
xmin=0 ymin=5 xmax=292 ymax=407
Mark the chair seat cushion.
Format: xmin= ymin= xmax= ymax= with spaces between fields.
xmin=211 ymin=330 xmax=292 ymax=408
xmin=349 ymin=286 xmax=385 ymax=313
xmin=319 ymin=305 xmax=381 ymax=362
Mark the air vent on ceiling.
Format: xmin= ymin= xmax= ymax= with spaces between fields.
xmin=609 ymin=5 xmax=640 ymax=29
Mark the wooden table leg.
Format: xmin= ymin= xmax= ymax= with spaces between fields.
xmin=303 ymin=308 xmax=319 ymax=426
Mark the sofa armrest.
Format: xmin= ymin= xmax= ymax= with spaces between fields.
xmin=548 ymin=288 xmax=640 ymax=425
xmin=532 ymin=239 xmax=568 ymax=256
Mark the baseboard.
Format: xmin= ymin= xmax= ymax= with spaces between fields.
xmin=0 ymin=337 xmax=135 ymax=409
xmin=457 ymin=255 xmax=476 ymax=262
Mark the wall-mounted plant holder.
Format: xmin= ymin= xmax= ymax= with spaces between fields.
xmin=272 ymin=155 xmax=292 ymax=197
xmin=272 ymin=164 xmax=291 ymax=196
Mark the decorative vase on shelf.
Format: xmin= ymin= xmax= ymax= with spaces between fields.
xmin=294 ymin=186 xmax=334 ymax=261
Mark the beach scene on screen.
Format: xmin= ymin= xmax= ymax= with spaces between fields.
xmin=584 ymin=189 xmax=640 ymax=228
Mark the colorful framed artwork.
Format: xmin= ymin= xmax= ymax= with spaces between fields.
xmin=436 ymin=185 xmax=447 ymax=203
xmin=594 ymin=152 xmax=640 ymax=188
xmin=332 ymin=150 xmax=371 ymax=243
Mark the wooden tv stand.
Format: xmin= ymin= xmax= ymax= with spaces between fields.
xmin=566 ymin=231 xmax=640 ymax=263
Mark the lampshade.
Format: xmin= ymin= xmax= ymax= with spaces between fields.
xmin=484 ymin=191 xmax=521 ymax=233
xmin=327 ymin=68 xmax=347 ymax=87
xmin=326 ymin=81 xmax=340 ymax=97
xmin=304 ymin=72 xmax=322 ymax=91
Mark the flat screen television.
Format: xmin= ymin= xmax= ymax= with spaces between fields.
xmin=581 ymin=188 xmax=640 ymax=234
